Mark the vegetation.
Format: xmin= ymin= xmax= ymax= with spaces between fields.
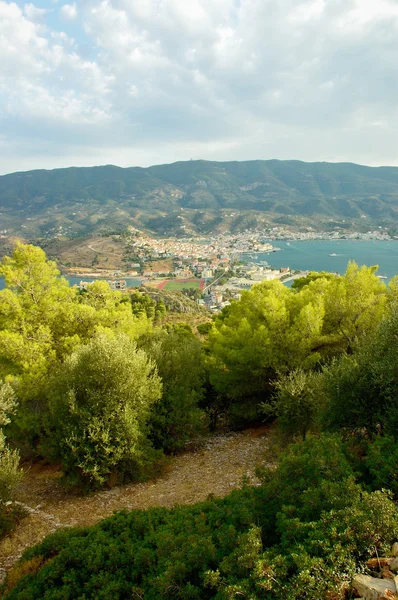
xmin=4 ymin=435 xmax=398 ymax=600
xmin=142 ymin=287 xmax=207 ymax=315
xmin=2 ymin=242 xmax=398 ymax=597
xmin=0 ymin=382 xmax=23 ymax=534
xmin=0 ymin=244 xmax=201 ymax=485
xmin=143 ymin=325 xmax=206 ymax=452
xmin=44 ymin=333 xmax=162 ymax=489
xmin=163 ymin=280 xmax=201 ymax=291
xmin=206 ymin=262 xmax=387 ymax=423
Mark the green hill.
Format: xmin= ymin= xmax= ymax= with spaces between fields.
xmin=1 ymin=159 xmax=398 ymax=237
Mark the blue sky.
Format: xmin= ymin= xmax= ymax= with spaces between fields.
xmin=2 ymin=0 xmax=398 ymax=174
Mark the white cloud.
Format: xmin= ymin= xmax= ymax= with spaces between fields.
xmin=24 ymin=3 xmax=50 ymax=21
xmin=2 ymin=0 xmax=398 ymax=173
xmin=60 ymin=2 xmax=77 ymax=20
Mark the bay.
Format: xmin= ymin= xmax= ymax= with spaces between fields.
xmin=0 ymin=275 xmax=142 ymax=290
xmin=244 ymin=240 xmax=398 ymax=281
xmin=66 ymin=276 xmax=142 ymax=288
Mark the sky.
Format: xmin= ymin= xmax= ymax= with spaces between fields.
xmin=2 ymin=0 xmax=398 ymax=175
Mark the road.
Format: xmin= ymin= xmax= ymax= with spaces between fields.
xmin=280 ymin=270 xmax=309 ymax=284
xmin=203 ymin=268 xmax=227 ymax=294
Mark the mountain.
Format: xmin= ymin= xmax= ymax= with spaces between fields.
xmin=1 ymin=159 xmax=398 ymax=237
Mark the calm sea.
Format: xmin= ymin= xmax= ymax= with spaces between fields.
xmin=243 ymin=240 xmax=398 ymax=281
xmin=0 ymin=275 xmax=142 ymax=290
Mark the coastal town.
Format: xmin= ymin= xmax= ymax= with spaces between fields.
xmin=65 ymin=222 xmax=398 ymax=312
xmin=75 ymin=228 xmax=300 ymax=312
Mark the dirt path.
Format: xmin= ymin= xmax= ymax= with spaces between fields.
xmin=0 ymin=428 xmax=271 ymax=577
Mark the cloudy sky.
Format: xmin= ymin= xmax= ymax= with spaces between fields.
xmin=1 ymin=0 xmax=398 ymax=174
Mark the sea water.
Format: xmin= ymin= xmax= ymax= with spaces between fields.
xmin=0 ymin=275 xmax=142 ymax=290
xmin=244 ymin=240 xmax=398 ymax=281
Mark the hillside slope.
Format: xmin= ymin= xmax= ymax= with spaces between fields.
xmin=1 ymin=159 xmax=398 ymax=236
xmin=0 ymin=429 xmax=269 ymax=577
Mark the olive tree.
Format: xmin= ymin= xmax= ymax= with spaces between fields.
xmin=45 ymin=333 xmax=161 ymax=489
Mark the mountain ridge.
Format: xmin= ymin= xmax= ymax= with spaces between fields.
xmin=1 ymin=159 xmax=398 ymax=237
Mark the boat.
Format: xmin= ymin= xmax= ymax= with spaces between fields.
xmin=377 ymin=275 xmax=388 ymax=279
xmin=329 ymin=253 xmax=338 ymax=257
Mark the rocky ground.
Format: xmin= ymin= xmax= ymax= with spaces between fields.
xmin=0 ymin=427 xmax=272 ymax=581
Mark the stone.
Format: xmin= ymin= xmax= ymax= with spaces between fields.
xmin=392 ymin=543 xmax=398 ymax=557
xmin=389 ymin=558 xmax=398 ymax=573
xmin=394 ymin=575 xmax=398 ymax=593
xmin=352 ymin=574 xmax=396 ymax=600
xmin=382 ymin=565 xmax=395 ymax=580
xmin=367 ymin=558 xmax=393 ymax=570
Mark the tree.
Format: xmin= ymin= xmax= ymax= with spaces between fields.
xmin=206 ymin=264 xmax=388 ymax=424
xmin=0 ymin=245 xmax=151 ymax=452
xmin=322 ymin=303 xmax=398 ymax=437
xmin=264 ymin=369 xmax=323 ymax=442
xmin=44 ymin=333 xmax=162 ymax=489
xmin=207 ymin=279 xmax=325 ymax=422
xmin=291 ymin=271 xmax=335 ymax=291
xmin=130 ymin=291 xmax=167 ymax=323
xmin=144 ymin=325 xmax=205 ymax=452
xmin=322 ymin=262 xmax=388 ymax=354
xmin=0 ymin=382 xmax=23 ymax=534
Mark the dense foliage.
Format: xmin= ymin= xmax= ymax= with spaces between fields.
xmin=0 ymin=244 xmax=204 ymax=493
xmin=44 ymin=333 xmax=162 ymax=488
xmin=207 ymin=262 xmax=387 ymax=423
xmin=2 ymin=243 xmax=398 ymax=598
xmin=4 ymin=435 xmax=398 ymax=600
xmin=143 ymin=325 xmax=206 ymax=452
xmin=0 ymin=382 xmax=22 ymax=533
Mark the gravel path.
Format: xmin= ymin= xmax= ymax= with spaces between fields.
xmin=0 ymin=428 xmax=271 ymax=578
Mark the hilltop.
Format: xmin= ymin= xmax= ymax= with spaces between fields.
xmin=1 ymin=159 xmax=398 ymax=238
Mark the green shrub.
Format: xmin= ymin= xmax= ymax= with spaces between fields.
xmin=321 ymin=306 xmax=398 ymax=438
xmin=263 ymin=369 xmax=324 ymax=442
xmin=44 ymin=333 xmax=161 ymax=489
xmin=3 ymin=489 xmax=258 ymax=600
xmin=6 ymin=434 xmax=398 ymax=600
xmin=144 ymin=327 xmax=206 ymax=452
xmin=197 ymin=322 xmax=212 ymax=336
xmin=256 ymin=433 xmax=356 ymax=528
xmin=0 ymin=382 xmax=23 ymax=537
xmin=364 ymin=435 xmax=398 ymax=496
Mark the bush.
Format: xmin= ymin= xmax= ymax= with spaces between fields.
xmin=263 ymin=369 xmax=324 ymax=442
xmin=0 ymin=383 xmax=23 ymax=536
xmin=44 ymin=333 xmax=161 ymax=489
xmin=321 ymin=306 xmax=398 ymax=437
xmin=255 ymin=434 xmax=357 ymax=538
xmin=144 ymin=326 xmax=206 ymax=452
xmin=2 ymin=489 xmax=258 ymax=600
xmin=364 ymin=435 xmax=398 ymax=496
xmin=4 ymin=433 xmax=398 ymax=600
xmin=6 ymin=447 xmax=398 ymax=600
xmin=197 ymin=322 xmax=212 ymax=336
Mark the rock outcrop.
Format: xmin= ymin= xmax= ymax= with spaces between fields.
xmin=352 ymin=544 xmax=398 ymax=600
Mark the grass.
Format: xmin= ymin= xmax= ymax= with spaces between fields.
xmin=163 ymin=279 xmax=202 ymax=291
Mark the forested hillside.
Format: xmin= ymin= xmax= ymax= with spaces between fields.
xmin=2 ymin=245 xmax=398 ymax=598
xmin=2 ymin=160 xmax=398 ymax=237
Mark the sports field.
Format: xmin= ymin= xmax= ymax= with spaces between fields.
xmin=158 ymin=278 xmax=204 ymax=291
